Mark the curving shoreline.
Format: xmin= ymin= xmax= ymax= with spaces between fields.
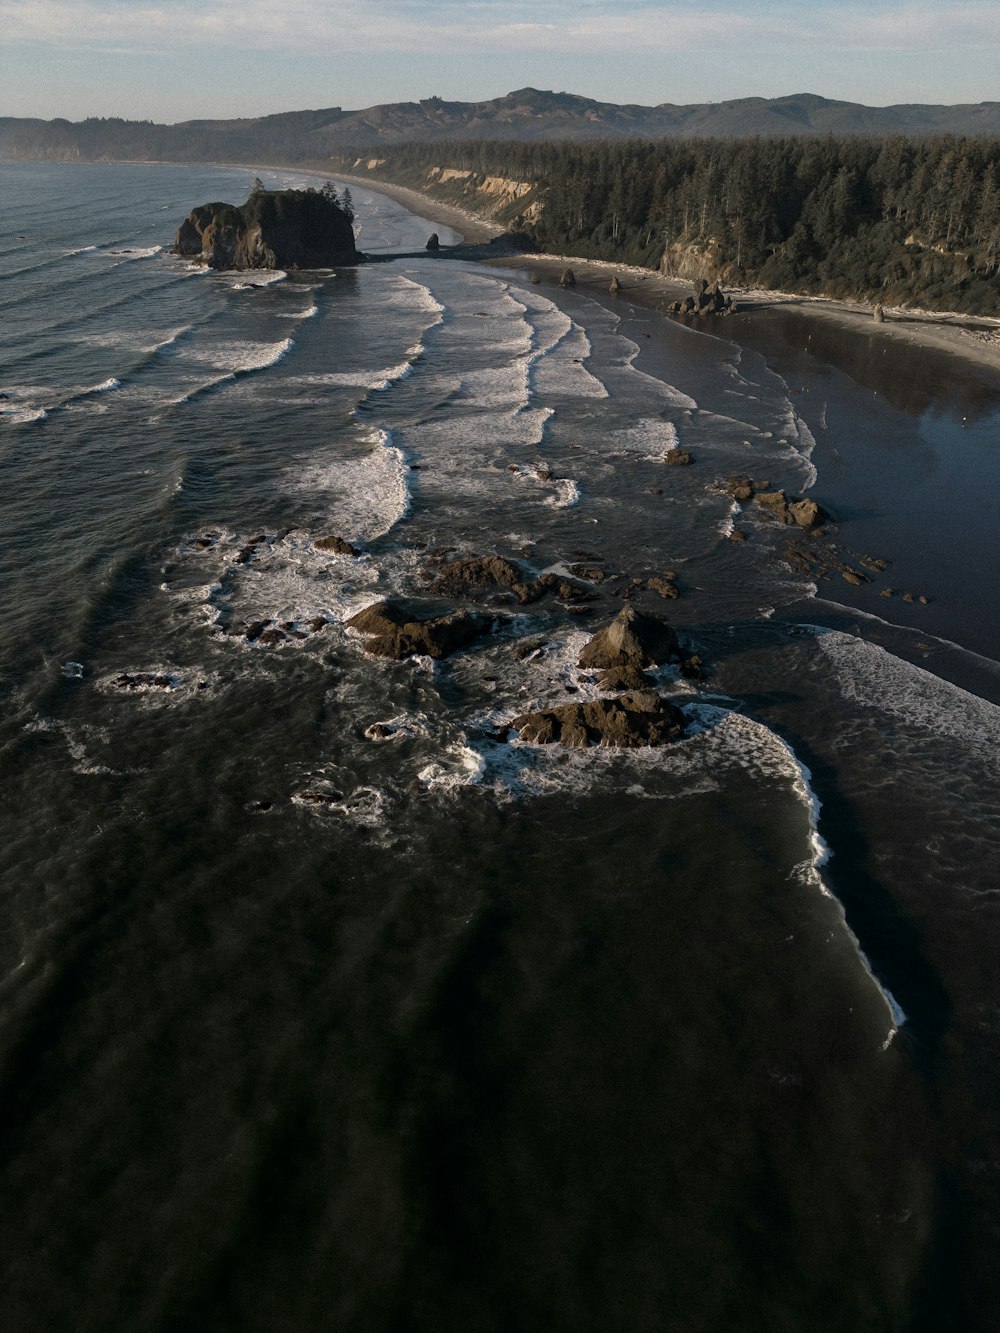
xmin=329 ymin=169 xmax=1000 ymax=378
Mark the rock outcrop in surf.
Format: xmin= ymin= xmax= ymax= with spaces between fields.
xmin=578 ymin=605 xmax=681 ymax=673
xmin=346 ymin=600 xmax=487 ymax=659
xmin=173 ymin=184 xmax=360 ymax=270
xmin=511 ymin=690 xmax=687 ymax=748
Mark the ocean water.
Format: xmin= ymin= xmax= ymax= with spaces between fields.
xmin=2 ymin=160 xmax=999 ymax=1332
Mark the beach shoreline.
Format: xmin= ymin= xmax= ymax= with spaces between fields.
xmin=328 ymin=170 xmax=505 ymax=246
xmin=331 ymin=171 xmax=1000 ymax=377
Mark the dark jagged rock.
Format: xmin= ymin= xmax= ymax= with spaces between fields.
xmin=314 ymin=534 xmax=359 ymax=555
xmin=595 ymin=664 xmax=650 ymax=692
xmin=433 ymin=553 xmax=526 ymax=594
xmin=664 ymin=449 xmax=693 ymax=465
xmin=722 ymin=475 xmax=753 ymax=501
xmin=857 ymin=553 xmax=888 ymax=573
xmin=788 ymin=498 xmax=826 ymax=528
xmin=754 ymin=488 xmax=791 ymax=521
xmin=296 ymin=789 xmax=344 ymax=807
xmin=644 ymin=574 xmax=680 ymax=599
xmin=569 ymin=563 xmax=606 ymax=582
xmin=426 ymin=232 xmax=440 ymax=251
xmin=235 ymin=534 xmax=269 ymax=565
xmin=578 ymin=605 xmax=681 ymax=671
xmin=111 ymin=672 xmax=175 ymax=691
xmin=364 ymin=722 xmax=396 ymax=741
xmin=751 ymin=489 xmax=828 ymax=528
xmin=511 ymin=689 xmax=686 ymax=749
xmin=430 ymin=553 xmax=593 ymax=606
xmin=173 ymin=186 xmax=360 ymax=270
xmin=346 ymin=600 xmax=487 ymax=659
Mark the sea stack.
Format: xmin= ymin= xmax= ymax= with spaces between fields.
xmin=173 ymin=184 xmax=361 ymax=270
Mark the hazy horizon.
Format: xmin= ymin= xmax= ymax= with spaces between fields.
xmin=2 ymin=1 xmax=998 ymax=123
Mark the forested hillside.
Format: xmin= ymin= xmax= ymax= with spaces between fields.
xmin=339 ymin=136 xmax=1000 ymax=314
xmin=4 ymin=91 xmax=1000 ymax=160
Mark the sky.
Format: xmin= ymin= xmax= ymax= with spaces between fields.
xmin=1 ymin=0 xmax=998 ymax=122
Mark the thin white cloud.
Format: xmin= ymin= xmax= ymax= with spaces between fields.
xmin=2 ymin=1 xmax=997 ymax=58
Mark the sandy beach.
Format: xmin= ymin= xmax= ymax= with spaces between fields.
xmin=329 ymin=171 xmax=505 ymax=246
xmin=337 ymin=172 xmax=1000 ymax=377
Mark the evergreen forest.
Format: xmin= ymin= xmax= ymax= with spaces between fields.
xmin=336 ymin=136 xmax=1000 ymax=314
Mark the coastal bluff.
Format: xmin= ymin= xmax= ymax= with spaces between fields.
xmin=173 ymin=184 xmax=360 ymax=270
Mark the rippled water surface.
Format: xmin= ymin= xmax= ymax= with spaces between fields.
xmin=2 ymin=161 xmax=1000 ymax=1332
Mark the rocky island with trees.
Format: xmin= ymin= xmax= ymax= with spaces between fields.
xmin=173 ymin=180 xmax=360 ymax=270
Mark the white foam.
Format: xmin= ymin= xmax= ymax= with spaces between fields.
xmin=107 ymin=245 xmax=162 ymax=263
xmin=94 ymin=665 xmax=219 ymax=705
xmin=772 ymin=712 xmax=906 ymax=1042
xmin=608 ymin=418 xmax=682 ymax=459
xmin=396 ymin=273 xmax=447 ymax=320
xmin=418 ymin=743 xmax=488 ymax=790
xmin=213 ymin=269 xmax=287 ymax=288
xmin=546 ymin=477 xmax=582 ymax=508
xmin=508 ymin=460 xmax=581 ymax=508
xmin=292 ymin=783 xmax=389 ymax=827
xmin=0 ymin=403 xmax=47 ymax=424
xmin=291 ymin=427 xmax=411 ymax=543
xmin=817 ymin=630 xmax=1000 ymax=753
xmin=278 ymin=303 xmax=319 ymax=320
xmin=166 ymin=526 xmax=393 ymax=639
xmin=181 ymin=337 xmax=293 ymax=374
xmin=618 ymin=336 xmax=699 ymax=411
xmin=506 ymin=283 xmax=611 ymax=401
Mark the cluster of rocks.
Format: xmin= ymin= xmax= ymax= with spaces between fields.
xmin=426 ymin=550 xmax=684 ymax=611
xmin=108 ymin=671 xmax=177 ymax=691
xmin=314 ymin=534 xmax=359 ymax=556
xmin=193 ymin=526 xmax=701 ymax=748
xmin=427 ymin=552 xmax=596 ymax=608
xmin=782 ymin=541 xmax=930 ymax=602
xmin=338 ymin=582 xmax=695 ymax=749
xmin=669 ymin=279 xmax=736 ymax=318
xmin=188 ymin=528 xmax=364 ymax=648
xmin=510 ymin=606 xmax=695 ymax=747
xmin=720 ymin=475 xmax=826 ymax=530
xmin=511 ymin=690 xmax=686 ymax=749
xmin=220 ymin=616 xmax=330 ymax=648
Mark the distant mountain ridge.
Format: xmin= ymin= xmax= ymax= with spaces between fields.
xmin=3 ymin=89 xmax=1000 ymax=162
